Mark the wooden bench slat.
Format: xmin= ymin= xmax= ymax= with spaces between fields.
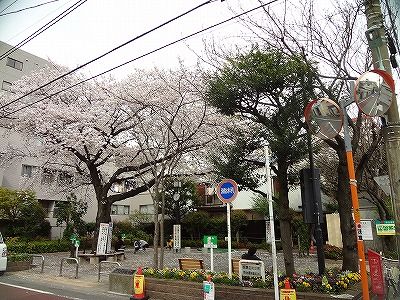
xmin=178 ymin=258 xmax=204 ymax=270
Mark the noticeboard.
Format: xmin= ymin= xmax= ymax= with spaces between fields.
xmin=203 ymin=235 xmax=217 ymax=248
xmin=239 ymin=259 xmax=265 ymax=282
xmin=375 ymin=220 xmax=396 ymax=236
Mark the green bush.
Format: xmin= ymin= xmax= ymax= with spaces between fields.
xmin=7 ymin=253 xmax=32 ymax=262
xmin=6 ymin=239 xmax=70 ymax=254
xmin=324 ymin=244 xmax=343 ymax=260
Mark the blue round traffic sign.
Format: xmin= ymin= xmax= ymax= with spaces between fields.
xmin=216 ymin=179 xmax=238 ymax=203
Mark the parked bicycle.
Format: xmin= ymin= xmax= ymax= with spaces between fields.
xmin=381 ymin=256 xmax=400 ymax=299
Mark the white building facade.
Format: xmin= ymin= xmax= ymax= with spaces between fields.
xmin=0 ymin=41 xmax=153 ymax=238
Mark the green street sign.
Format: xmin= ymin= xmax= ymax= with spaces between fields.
xmin=376 ymin=220 xmax=396 ymax=236
xmin=203 ymin=235 xmax=217 ymax=248
xmin=70 ymin=234 xmax=77 ymax=242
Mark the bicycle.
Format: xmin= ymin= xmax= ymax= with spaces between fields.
xmin=381 ymin=256 xmax=400 ymax=300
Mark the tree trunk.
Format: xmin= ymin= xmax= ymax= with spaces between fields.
xmin=337 ymin=155 xmax=358 ymax=272
xmin=153 ymin=212 xmax=159 ymax=269
xmin=91 ymin=201 xmax=112 ymax=252
xmin=276 ymin=160 xmax=295 ymax=276
xmin=159 ymin=192 xmax=166 ymax=269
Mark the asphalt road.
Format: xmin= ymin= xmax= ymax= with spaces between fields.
xmin=0 ymin=282 xmax=71 ymax=300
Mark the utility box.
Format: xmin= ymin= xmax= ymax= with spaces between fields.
xmin=300 ymin=168 xmax=323 ymax=224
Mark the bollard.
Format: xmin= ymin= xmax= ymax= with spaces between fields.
xmin=130 ymin=267 xmax=149 ymax=300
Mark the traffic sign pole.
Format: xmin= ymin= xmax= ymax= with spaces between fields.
xmin=210 ymin=247 xmax=214 ymax=272
xmin=227 ymin=203 xmax=232 ymax=278
xmin=340 ymin=100 xmax=370 ymax=300
xmin=216 ymin=179 xmax=238 ymax=280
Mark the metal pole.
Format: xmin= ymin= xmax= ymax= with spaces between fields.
xmin=340 ymin=100 xmax=370 ymax=300
xmin=227 ymin=203 xmax=232 ymax=278
xmin=307 ymin=132 xmax=325 ymax=274
xmin=265 ymin=146 xmax=279 ymax=300
xmin=210 ymin=247 xmax=214 ymax=272
xmin=365 ymin=0 xmax=400 ymax=260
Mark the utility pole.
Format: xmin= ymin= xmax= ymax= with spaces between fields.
xmin=365 ymin=0 xmax=400 ymax=258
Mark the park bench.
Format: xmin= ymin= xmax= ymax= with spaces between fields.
xmin=178 ymin=258 xmax=204 ymax=270
xmin=78 ymin=251 xmax=125 ymax=264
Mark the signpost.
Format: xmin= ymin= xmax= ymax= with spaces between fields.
xmin=173 ymin=224 xmax=181 ymax=252
xmin=203 ymin=235 xmax=217 ymax=272
xmin=375 ymin=220 xmax=396 ymax=235
xmin=216 ymin=178 xmax=238 ymax=279
xmin=106 ymin=222 xmax=113 ymax=253
xmin=97 ymin=223 xmax=109 ymax=255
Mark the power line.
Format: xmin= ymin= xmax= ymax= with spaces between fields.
xmin=2 ymin=0 xmax=280 ymax=118
xmin=0 ymin=0 xmax=86 ymax=61
xmin=0 ymin=0 xmax=61 ymax=17
xmin=0 ymin=0 xmax=18 ymax=15
xmin=0 ymin=0 xmax=215 ymax=110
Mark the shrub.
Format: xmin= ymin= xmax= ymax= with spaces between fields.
xmin=324 ymin=244 xmax=343 ymax=260
xmin=6 ymin=239 xmax=70 ymax=254
xmin=7 ymin=253 xmax=32 ymax=262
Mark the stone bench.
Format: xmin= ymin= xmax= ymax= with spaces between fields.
xmin=78 ymin=251 xmax=125 ymax=264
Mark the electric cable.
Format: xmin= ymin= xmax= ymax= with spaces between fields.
xmin=0 ymin=0 xmax=60 ymax=17
xmin=0 ymin=0 xmax=217 ymax=110
xmin=1 ymin=0 xmax=280 ymax=118
xmin=0 ymin=0 xmax=18 ymax=15
xmin=0 ymin=0 xmax=86 ymax=61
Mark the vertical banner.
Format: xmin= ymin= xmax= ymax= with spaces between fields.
xmin=265 ymin=220 xmax=271 ymax=243
xmin=367 ymin=249 xmax=384 ymax=296
xmin=106 ymin=222 xmax=113 ymax=253
xmin=173 ymin=224 xmax=181 ymax=250
xmin=96 ymin=223 xmax=109 ymax=255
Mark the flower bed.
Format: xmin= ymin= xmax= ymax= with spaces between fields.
xmin=142 ymin=267 xmax=361 ymax=295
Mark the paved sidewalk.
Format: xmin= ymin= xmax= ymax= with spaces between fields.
xmin=0 ymin=248 xmax=344 ymax=299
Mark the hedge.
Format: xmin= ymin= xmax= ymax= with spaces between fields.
xmin=6 ymin=240 xmax=70 ymax=254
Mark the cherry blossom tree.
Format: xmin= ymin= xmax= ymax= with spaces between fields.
xmin=0 ymin=64 xmax=220 ymax=252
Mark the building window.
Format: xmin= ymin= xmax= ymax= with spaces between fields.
xmin=139 ymin=204 xmax=154 ymax=214
xmin=58 ymin=171 xmax=73 ymax=184
xmin=6 ymin=57 xmax=23 ymax=70
xmin=111 ymin=205 xmax=130 ymax=215
xmin=21 ymin=164 xmax=37 ymax=177
xmin=1 ymin=80 xmax=12 ymax=91
xmin=41 ymin=168 xmax=56 ymax=184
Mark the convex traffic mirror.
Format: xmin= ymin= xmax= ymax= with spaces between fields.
xmin=304 ymin=98 xmax=343 ymax=139
xmin=354 ymin=69 xmax=395 ymax=117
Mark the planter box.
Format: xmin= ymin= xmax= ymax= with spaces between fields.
xmin=109 ymin=269 xmax=361 ymax=300
xmin=6 ymin=258 xmax=33 ymax=272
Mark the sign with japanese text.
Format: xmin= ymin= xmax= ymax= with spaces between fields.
xmin=203 ymin=235 xmax=218 ymax=248
xmin=173 ymin=224 xmax=181 ymax=250
xmin=216 ymin=179 xmax=238 ymax=203
xmin=279 ymin=289 xmax=297 ymax=300
xmin=96 ymin=223 xmax=109 ymax=255
xmin=203 ymin=281 xmax=215 ymax=300
xmin=239 ymin=259 xmax=265 ymax=282
xmin=106 ymin=222 xmax=113 ymax=253
xmin=360 ymin=219 xmax=373 ymax=240
xmin=376 ymin=220 xmax=396 ymax=235
xmin=368 ymin=249 xmax=384 ymax=295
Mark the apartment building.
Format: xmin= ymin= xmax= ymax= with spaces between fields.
xmin=0 ymin=41 xmax=153 ymax=238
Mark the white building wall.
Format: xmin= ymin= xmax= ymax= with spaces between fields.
xmin=0 ymin=41 xmax=154 ymax=238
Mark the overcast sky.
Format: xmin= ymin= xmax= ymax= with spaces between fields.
xmin=0 ymin=0 xmax=281 ymax=78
